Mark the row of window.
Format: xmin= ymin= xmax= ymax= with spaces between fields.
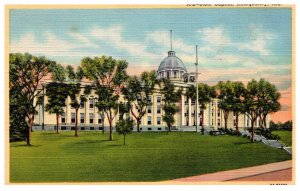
xmin=61 ymin=112 xmax=103 ymax=124
xmin=61 ymin=113 xmax=162 ymax=126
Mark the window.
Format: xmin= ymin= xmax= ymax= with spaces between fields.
xmin=147 ymin=116 xmax=152 ymax=125
xmin=217 ymin=109 xmax=220 ymax=117
xmin=166 ymin=71 xmax=170 ymax=79
xmin=157 ymin=105 xmax=161 ymax=114
xmin=157 ymin=117 xmax=161 ymax=125
xmin=81 ymin=127 xmax=85 ymax=131
xmin=158 ymin=128 xmax=162 ymax=131
xmin=61 ymin=126 xmax=66 ymax=130
xmin=148 ymin=128 xmax=152 ymax=131
xmin=98 ymin=114 xmax=102 ymax=124
xmin=61 ymin=112 xmax=66 ymax=123
xmin=89 ymin=113 xmax=94 ymax=124
xmin=71 ymin=112 xmax=75 ymax=123
xmin=90 ymin=127 xmax=94 ymax=130
xmin=89 ymin=97 xmax=94 ymax=109
xmin=137 ymin=95 xmax=141 ymax=102
xmin=218 ymin=119 xmax=220 ymax=126
xmin=80 ymin=97 xmax=85 ymax=108
xmin=147 ymin=96 xmax=152 ymax=103
xmin=71 ymin=126 xmax=76 ymax=130
xmin=212 ymin=101 xmax=214 ymax=106
xmin=173 ymin=71 xmax=177 ymax=78
xmin=147 ymin=105 xmax=152 ymax=113
xmin=157 ymin=96 xmax=161 ymax=103
xmin=212 ymin=119 xmax=214 ymax=126
xmin=80 ymin=113 xmax=85 ymax=124
xmin=212 ymin=109 xmax=214 ymax=116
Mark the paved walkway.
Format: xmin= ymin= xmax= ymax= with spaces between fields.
xmin=167 ymin=160 xmax=292 ymax=183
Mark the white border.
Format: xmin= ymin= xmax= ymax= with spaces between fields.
xmin=1 ymin=1 xmax=298 ymax=191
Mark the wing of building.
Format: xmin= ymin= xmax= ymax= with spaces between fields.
xmin=33 ymin=49 xmax=269 ymax=132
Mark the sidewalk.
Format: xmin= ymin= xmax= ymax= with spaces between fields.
xmin=167 ymin=160 xmax=292 ymax=182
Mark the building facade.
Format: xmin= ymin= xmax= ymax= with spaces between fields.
xmin=33 ymin=49 xmax=269 ymax=132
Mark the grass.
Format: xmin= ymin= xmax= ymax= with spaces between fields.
xmin=10 ymin=131 xmax=291 ymax=182
xmin=272 ymin=130 xmax=292 ymax=146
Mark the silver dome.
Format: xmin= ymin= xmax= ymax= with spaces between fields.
xmin=157 ymin=51 xmax=187 ymax=73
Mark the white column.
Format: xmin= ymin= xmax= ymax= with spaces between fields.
xmin=188 ymin=98 xmax=192 ymax=126
xmin=181 ymin=94 xmax=185 ymax=126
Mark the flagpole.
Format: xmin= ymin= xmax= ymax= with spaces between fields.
xmin=195 ymin=45 xmax=199 ymax=132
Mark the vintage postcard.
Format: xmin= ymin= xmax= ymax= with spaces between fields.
xmin=5 ymin=4 xmax=295 ymax=185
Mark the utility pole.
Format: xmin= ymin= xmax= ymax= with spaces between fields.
xmin=195 ymin=45 xmax=199 ymax=133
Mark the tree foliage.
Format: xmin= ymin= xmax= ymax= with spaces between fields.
xmin=122 ymin=70 xmax=157 ymax=132
xmin=160 ymin=79 xmax=182 ymax=132
xmin=45 ymin=82 xmax=69 ymax=134
xmin=116 ymin=118 xmax=135 ymax=145
xmin=66 ymin=65 xmax=91 ymax=137
xmin=244 ymin=79 xmax=281 ymax=142
xmin=81 ymin=55 xmax=128 ymax=140
xmin=197 ymin=83 xmax=216 ymax=133
xmin=9 ymin=53 xmax=55 ymax=145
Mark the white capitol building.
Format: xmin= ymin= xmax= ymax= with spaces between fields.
xmin=33 ymin=45 xmax=268 ymax=132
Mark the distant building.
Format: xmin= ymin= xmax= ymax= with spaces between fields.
xmin=33 ymin=47 xmax=269 ymax=132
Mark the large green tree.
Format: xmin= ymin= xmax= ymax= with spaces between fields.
xmin=9 ymin=85 xmax=29 ymax=142
xmin=160 ymin=79 xmax=182 ymax=132
xmin=45 ymin=82 xmax=69 ymax=134
xmin=122 ymin=70 xmax=157 ymax=132
xmin=216 ymin=81 xmax=234 ymax=131
xmin=244 ymin=79 xmax=281 ymax=143
xmin=231 ymin=82 xmax=246 ymax=132
xmin=9 ymin=53 xmax=55 ymax=145
xmin=44 ymin=64 xmax=68 ymax=134
xmin=95 ymin=85 xmax=119 ymax=141
xmin=244 ymin=79 xmax=261 ymax=143
xmin=257 ymin=79 xmax=281 ymax=128
xmin=81 ymin=56 xmax=128 ymax=140
xmin=66 ymin=65 xmax=91 ymax=137
xmin=198 ymin=83 xmax=216 ymax=133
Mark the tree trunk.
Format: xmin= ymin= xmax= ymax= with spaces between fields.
xmin=263 ymin=114 xmax=267 ymax=128
xmin=75 ymin=109 xmax=78 ymax=137
xmin=109 ymin=120 xmax=113 ymax=141
xmin=224 ymin=112 xmax=228 ymax=131
xmin=27 ymin=117 xmax=33 ymax=146
xmin=201 ymin=111 xmax=204 ymax=134
xmin=123 ymin=134 xmax=126 ymax=145
xmin=235 ymin=114 xmax=239 ymax=132
xmin=251 ymin=121 xmax=255 ymax=143
xmin=102 ymin=120 xmax=105 ymax=134
xmin=56 ymin=113 xmax=59 ymax=134
xmin=169 ymin=125 xmax=171 ymax=132
xmin=136 ymin=118 xmax=140 ymax=132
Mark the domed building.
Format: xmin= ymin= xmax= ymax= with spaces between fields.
xmin=32 ymin=32 xmax=266 ymax=132
xmin=157 ymin=50 xmax=187 ymax=80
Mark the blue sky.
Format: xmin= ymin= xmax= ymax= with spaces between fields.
xmin=9 ymin=8 xmax=292 ymax=91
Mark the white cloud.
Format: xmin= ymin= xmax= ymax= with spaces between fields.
xmin=197 ymin=25 xmax=276 ymax=56
xmin=146 ymin=31 xmax=193 ymax=54
xmin=238 ymin=26 xmax=276 ymax=56
xmin=198 ymin=27 xmax=231 ymax=46
xmin=91 ymin=26 xmax=157 ymax=57
xmin=68 ymin=32 xmax=100 ymax=48
xmin=10 ymin=31 xmax=99 ymax=58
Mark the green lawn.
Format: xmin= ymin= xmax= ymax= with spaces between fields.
xmin=10 ymin=131 xmax=291 ymax=182
xmin=272 ymin=130 xmax=292 ymax=146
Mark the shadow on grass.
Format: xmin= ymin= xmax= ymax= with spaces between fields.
xmin=233 ymin=141 xmax=256 ymax=145
xmin=108 ymin=144 xmax=124 ymax=147
xmin=11 ymin=144 xmax=42 ymax=147
xmin=74 ymin=140 xmax=101 ymax=144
